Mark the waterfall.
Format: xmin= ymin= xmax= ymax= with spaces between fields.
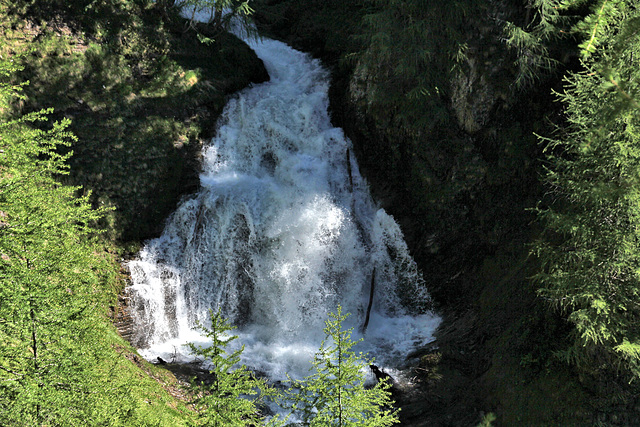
xmin=127 ymin=34 xmax=440 ymax=380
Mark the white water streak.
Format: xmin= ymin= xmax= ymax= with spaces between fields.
xmin=127 ymin=21 xmax=439 ymax=379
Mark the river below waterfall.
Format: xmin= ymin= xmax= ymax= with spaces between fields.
xmin=127 ymin=32 xmax=440 ymax=381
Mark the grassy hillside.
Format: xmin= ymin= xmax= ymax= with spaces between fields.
xmin=2 ymin=0 xmax=267 ymax=242
xmin=1 ymin=0 xmax=266 ymax=424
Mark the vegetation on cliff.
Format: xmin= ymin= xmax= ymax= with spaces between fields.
xmin=533 ymin=0 xmax=640 ymax=382
xmin=1 ymin=0 xmax=267 ymax=242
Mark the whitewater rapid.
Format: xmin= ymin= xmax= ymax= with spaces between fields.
xmin=127 ymin=33 xmax=440 ymax=380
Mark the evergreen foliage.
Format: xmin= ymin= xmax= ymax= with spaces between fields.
xmin=186 ymin=309 xmax=278 ymax=426
xmin=288 ymin=306 xmax=399 ymax=427
xmin=0 ymin=59 xmax=118 ymax=425
xmin=534 ymin=1 xmax=640 ymax=380
xmin=503 ymin=0 xmax=639 ymax=86
xmin=0 ymin=56 xmax=197 ymax=427
xmin=502 ymin=0 xmax=569 ymax=87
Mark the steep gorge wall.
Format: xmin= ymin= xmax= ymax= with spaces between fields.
xmin=255 ymin=0 xmax=549 ymax=308
xmin=252 ymin=1 xmax=607 ymax=425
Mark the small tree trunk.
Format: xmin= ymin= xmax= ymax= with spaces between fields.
xmin=337 ymin=327 xmax=343 ymax=427
xmin=346 ymin=149 xmax=353 ymax=192
xmin=30 ymin=297 xmax=41 ymax=422
xmin=361 ymin=268 xmax=376 ymax=335
xmin=26 ymin=257 xmax=41 ymax=422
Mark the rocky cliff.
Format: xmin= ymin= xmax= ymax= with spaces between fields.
xmin=252 ymin=1 xmax=621 ymax=424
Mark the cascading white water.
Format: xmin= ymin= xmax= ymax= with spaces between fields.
xmin=127 ymin=32 xmax=440 ymax=380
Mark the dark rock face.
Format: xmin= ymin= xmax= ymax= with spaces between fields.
xmin=250 ymin=1 xmax=609 ymax=425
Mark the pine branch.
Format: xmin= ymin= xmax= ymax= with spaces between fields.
xmin=581 ymin=0 xmax=610 ymax=58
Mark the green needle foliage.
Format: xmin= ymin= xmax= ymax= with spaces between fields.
xmin=288 ymin=306 xmax=399 ymax=427
xmin=502 ymin=0 xmax=570 ymax=87
xmin=0 ymin=59 xmax=118 ymax=424
xmin=534 ymin=2 xmax=640 ymax=380
xmin=186 ymin=309 xmax=278 ymax=427
xmin=503 ymin=0 xmax=639 ymax=86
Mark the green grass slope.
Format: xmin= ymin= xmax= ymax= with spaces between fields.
xmin=1 ymin=1 xmax=267 ymax=424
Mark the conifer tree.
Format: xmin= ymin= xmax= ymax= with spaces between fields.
xmin=0 ymin=59 xmax=118 ymax=425
xmin=534 ymin=1 xmax=640 ymax=380
xmin=186 ymin=309 xmax=278 ymax=427
xmin=288 ymin=306 xmax=399 ymax=427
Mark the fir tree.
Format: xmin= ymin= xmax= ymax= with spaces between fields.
xmin=185 ymin=309 xmax=278 ymax=427
xmin=0 ymin=59 xmax=118 ymax=425
xmin=534 ymin=1 xmax=640 ymax=380
xmin=288 ymin=306 xmax=399 ymax=427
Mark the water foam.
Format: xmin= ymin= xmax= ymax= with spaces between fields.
xmin=128 ymin=33 xmax=440 ymax=380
